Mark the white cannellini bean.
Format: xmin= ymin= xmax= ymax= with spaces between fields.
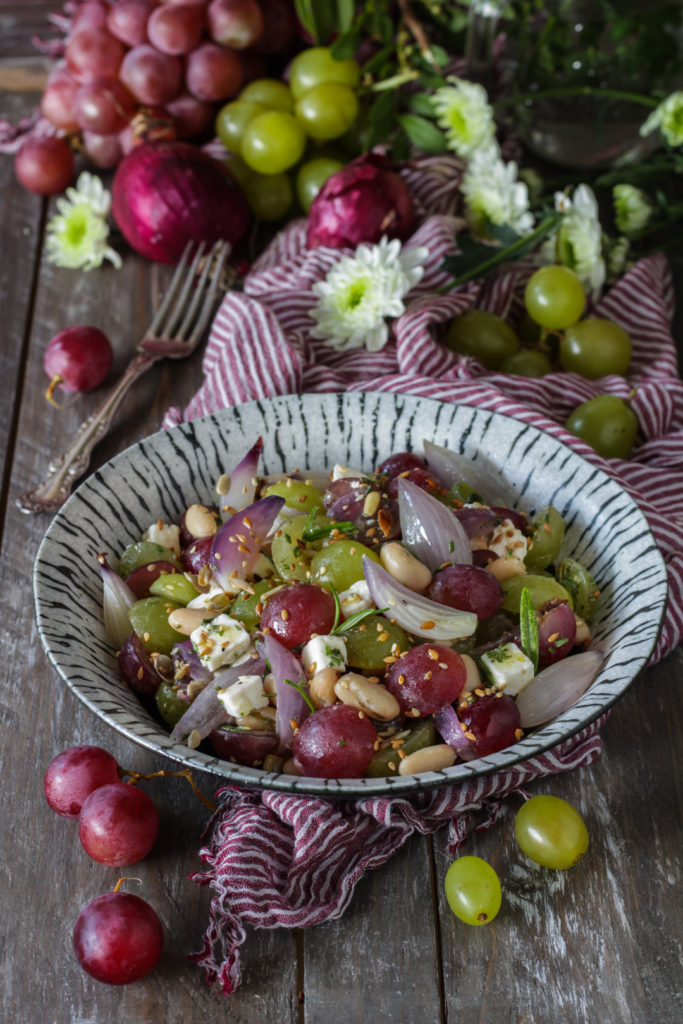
xmin=380 ymin=541 xmax=432 ymax=592
xmin=485 ymin=556 xmax=527 ymax=582
xmin=398 ymin=743 xmax=456 ymax=776
xmin=334 ymin=672 xmax=401 ymax=721
xmin=184 ymin=504 xmax=218 ymax=539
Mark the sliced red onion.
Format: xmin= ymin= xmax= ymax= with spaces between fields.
xmin=171 ymin=639 xmax=212 ymax=683
xmin=170 ymin=654 xmax=266 ymax=743
xmin=259 ymin=633 xmax=311 ymax=755
xmin=218 ymin=437 xmax=263 ymax=516
xmin=211 ymin=494 xmax=284 ymax=589
xmin=515 ymin=649 xmax=603 ymax=727
xmin=363 ymin=556 xmax=478 ymax=641
xmin=99 ymin=555 xmax=136 ymax=648
xmin=398 ymin=477 xmax=472 ymax=569
xmin=423 ymin=440 xmax=513 ymax=505
xmin=434 ymin=705 xmax=478 ymax=761
xmin=453 ymin=506 xmax=499 ymax=539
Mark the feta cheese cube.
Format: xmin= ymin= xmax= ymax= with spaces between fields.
xmin=190 ymin=614 xmax=252 ymax=672
xmin=339 ymin=579 xmax=373 ymax=618
xmin=332 ymin=464 xmax=366 ymax=481
xmin=142 ymin=521 xmax=181 ymax=556
xmin=301 ymin=634 xmax=347 ymax=677
xmin=187 ymin=582 xmax=234 ymax=613
xmin=216 ymin=674 xmax=269 ymax=719
xmin=488 ymin=518 xmax=528 ymax=561
xmin=480 ymin=642 xmax=535 ymax=696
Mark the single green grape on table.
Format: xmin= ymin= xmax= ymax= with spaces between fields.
xmin=444 ymin=856 xmax=502 ymax=925
xmin=565 ymin=394 xmax=638 ymax=459
xmin=524 ymin=266 xmax=587 ymax=330
xmin=514 ymin=795 xmax=589 ymax=869
xmin=559 ymin=317 xmax=632 ymax=378
xmin=445 ymin=310 xmax=520 ymax=370
xmin=244 ymin=172 xmax=293 ymax=221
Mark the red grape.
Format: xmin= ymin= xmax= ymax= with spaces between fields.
xmin=78 ymin=784 xmax=159 ymax=866
xmin=66 ymin=28 xmax=126 ymax=83
xmin=387 ymin=466 xmax=443 ymax=499
xmin=73 ymin=890 xmax=163 ymax=985
xmin=44 ymin=326 xmax=113 ymax=401
xmin=124 ymin=559 xmax=180 ymax=598
xmin=15 ymin=137 xmax=74 ymax=195
xmin=293 ymin=704 xmax=378 ymax=778
xmin=259 ymin=583 xmax=336 ymax=649
xmin=120 ymin=44 xmax=183 ymax=105
xmin=459 ymin=693 xmax=521 ymax=756
xmin=41 ymin=65 xmax=80 ymax=131
xmin=43 ymin=746 xmax=120 ymax=818
xmin=83 ymin=130 xmax=125 ymax=169
xmin=427 ymin=565 xmax=504 ymax=620
xmin=385 ymin=644 xmax=466 ymax=716
xmin=147 ymin=2 xmax=205 ymax=54
xmin=185 ymin=42 xmax=243 ymax=101
xmin=207 ymin=0 xmax=264 ymax=50
xmin=538 ymin=601 xmax=577 ymax=667
xmin=74 ymin=79 xmax=136 ymax=135
xmin=164 ymin=91 xmax=215 ymax=138
xmin=70 ymin=0 xmax=111 ymax=36
xmin=377 ymin=451 xmax=425 ymax=479
xmin=118 ymin=632 xmax=163 ymax=694
xmin=182 ymin=535 xmax=213 ymax=572
xmin=107 ymin=0 xmax=157 ymax=46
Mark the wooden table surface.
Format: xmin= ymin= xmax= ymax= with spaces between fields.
xmin=1 ymin=8 xmax=681 ymax=1023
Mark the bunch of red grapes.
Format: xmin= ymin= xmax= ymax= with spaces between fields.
xmin=17 ymin=0 xmax=297 ymax=194
xmin=44 ymin=745 xmax=164 ymax=984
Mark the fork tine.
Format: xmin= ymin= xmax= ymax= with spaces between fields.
xmin=145 ymin=241 xmax=197 ymax=339
xmin=176 ymin=241 xmax=230 ymax=343
xmin=157 ymin=242 xmax=208 ymax=340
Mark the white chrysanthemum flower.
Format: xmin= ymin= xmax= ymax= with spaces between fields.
xmin=640 ymin=91 xmax=683 ymax=148
xmin=45 ymin=171 xmax=122 ymax=271
xmin=308 ymin=236 xmax=428 ymax=352
xmin=431 ymin=76 xmax=496 ymax=159
xmin=613 ymin=183 xmax=653 ymax=235
xmin=605 ymin=236 xmax=631 ymax=282
xmin=461 ymin=146 xmax=534 ymax=235
xmin=541 ymin=184 xmax=606 ymax=296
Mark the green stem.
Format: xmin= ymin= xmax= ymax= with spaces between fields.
xmin=441 ymin=214 xmax=559 ymax=290
xmin=494 ymin=86 xmax=659 ymax=110
xmin=370 ymin=69 xmax=419 ymax=91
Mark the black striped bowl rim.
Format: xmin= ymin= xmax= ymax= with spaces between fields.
xmin=33 ymin=393 xmax=668 ymax=796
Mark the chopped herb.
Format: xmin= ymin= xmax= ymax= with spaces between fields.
xmin=519 ymin=587 xmax=539 ymax=673
xmin=304 ymin=520 xmax=358 ymax=542
xmin=337 ymin=739 xmax=347 ymax=746
xmin=487 ymin=646 xmax=510 ymax=664
xmin=448 ymin=540 xmax=455 ymax=553
xmin=332 ymin=605 xmax=389 ymax=634
xmin=553 ymin=636 xmax=570 ymax=649
xmin=283 ymin=677 xmax=316 ymax=713
xmin=324 ymin=645 xmax=345 ymax=666
xmin=330 ymin=584 xmax=342 ymax=633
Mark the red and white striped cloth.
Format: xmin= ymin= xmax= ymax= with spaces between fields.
xmin=164 ymin=159 xmax=683 ymax=992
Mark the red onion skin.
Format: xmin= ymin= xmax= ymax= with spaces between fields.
xmin=306 ymin=153 xmax=415 ymax=251
xmin=111 ymin=140 xmax=251 ymax=263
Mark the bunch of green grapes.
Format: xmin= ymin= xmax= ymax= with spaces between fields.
xmin=215 ymin=46 xmax=362 ymax=221
xmin=445 ymin=266 xmax=638 ymax=459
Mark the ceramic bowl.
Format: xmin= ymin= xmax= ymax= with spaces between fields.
xmin=34 ymin=392 xmax=668 ymax=796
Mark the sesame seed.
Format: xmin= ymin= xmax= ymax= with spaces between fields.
xmin=281 ymin=609 xmax=289 ymax=620
xmin=397 ymin=749 xmax=406 ymax=759
xmin=137 ymin=667 xmax=143 ymax=680
xmin=464 ymin=730 xmax=476 ymax=741
xmin=388 ymin=761 xmax=397 ymax=771
xmin=515 ymin=728 xmax=524 ymax=740
xmin=378 ymin=631 xmax=389 ymax=643
xmin=427 ymin=648 xmax=439 ymax=660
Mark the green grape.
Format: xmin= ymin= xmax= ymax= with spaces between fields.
xmin=288 ymin=46 xmax=360 ymax=101
xmin=524 ymin=505 xmax=565 ymax=571
xmin=445 ymin=310 xmax=520 ymax=370
xmin=148 ymin=573 xmax=199 ymax=605
xmin=565 ymin=395 xmax=638 ymax=459
xmin=224 ymin=152 xmax=254 ymax=188
xmin=514 ymin=795 xmax=589 ymax=869
xmin=342 ymin=614 xmax=410 ymax=674
xmin=271 ymin=511 xmax=330 ymax=582
xmin=155 ymin=680 xmax=189 ymax=728
xmin=263 ymin=478 xmax=325 ymax=513
xmin=556 ymin=558 xmax=599 ymax=620
xmin=310 ymin=538 xmax=381 ymax=591
xmin=444 ymin=856 xmax=502 ymax=925
xmin=245 ymin=172 xmax=293 ymax=221
xmin=118 ymin=541 xmax=182 ymax=577
xmin=501 ymin=574 xmax=573 ymax=613
xmin=524 ymin=266 xmax=586 ymax=330
xmin=238 ymin=78 xmax=294 ymax=112
xmin=499 ymin=349 xmax=552 ymax=377
xmin=366 ymin=719 xmax=437 ymax=777
xmin=559 ymin=317 xmax=632 ymax=379
xmin=228 ymin=579 xmax=273 ymax=632
xmin=241 ymin=111 xmax=306 ymax=174
xmin=128 ymin=596 xmax=184 ymax=656
xmin=296 ymin=156 xmax=344 ymax=212
xmin=295 ymin=83 xmax=359 ymax=141
xmin=216 ymin=99 xmax=266 ymax=153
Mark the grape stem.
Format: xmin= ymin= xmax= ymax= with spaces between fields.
xmin=397 ymin=0 xmax=440 ymax=72
xmin=45 ymin=374 xmax=64 ymax=408
xmin=112 ymin=877 xmax=142 ymax=894
xmin=122 ymin=767 xmax=217 ymax=812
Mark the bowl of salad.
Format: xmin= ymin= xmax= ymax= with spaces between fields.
xmin=33 ymin=392 xmax=668 ymax=796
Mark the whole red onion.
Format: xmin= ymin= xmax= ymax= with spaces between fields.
xmin=111 ymin=141 xmax=251 ymax=263
xmin=306 ymin=153 xmax=415 ymax=251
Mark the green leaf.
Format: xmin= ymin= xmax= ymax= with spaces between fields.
xmin=366 ymin=89 xmax=397 ymax=149
xmin=440 ymin=213 xmax=562 ymax=287
xmin=335 ymin=0 xmax=355 ymax=31
xmin=406 ymin=92 xmax=439 ymax=118
xmin=331 ymin=26 xmax=362 ymax=61
xmin=519 ymin=586 xmax=539 ymax=674
xmin=397 ymin=114 xmax=448 ymax=154
xmin=294 ymin=0 xmax=338 ymax=44
xmin=362 ymin=44 xmax=395 ymax=78
xmin=390 ymin=130 xmax=412 ymax=162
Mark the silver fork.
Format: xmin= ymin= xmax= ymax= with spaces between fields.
xmin=17 ymin=239 xmax=230 ymax=515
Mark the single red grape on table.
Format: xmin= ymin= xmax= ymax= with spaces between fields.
xmin=73 ymin=890 xmax=163 ymax=985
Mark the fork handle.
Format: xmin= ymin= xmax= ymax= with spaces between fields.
xmin=17 ymin=351 xmax=158 ymax=515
